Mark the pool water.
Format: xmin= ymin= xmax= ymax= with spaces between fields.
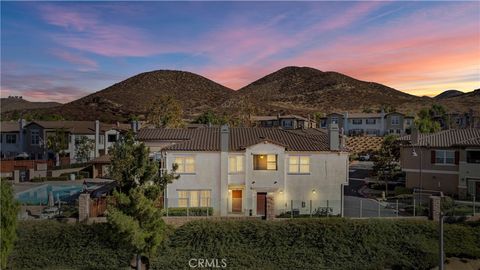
xmin=15 ymin=183 xmax=97 ymax=205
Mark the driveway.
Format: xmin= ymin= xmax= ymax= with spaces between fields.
xmin=344 ymin=196 xmax=398 ymax=218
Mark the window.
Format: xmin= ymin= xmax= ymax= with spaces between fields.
xmin=31 ymin=130 xmax=40 ymax=145
xmin=6 ymin=134 xmax=16 ymax=144
xmin=283 ymin=120 xmax=293 ymax=128
xmin=435 ymin=150 xmax=455 ymax=164
xmin=174 ymin=156 xmax=195 ymax=173
xmin=99 ymin=135 xmax=105 ymax=144
xmin=352 ymin=119 xmax=362 ymax=125
xmin=229 ymin=155 xmax=244 ymax=173
xmin=391 ymin=116 xmax=400 ymax=125
xmin=253 ymin=154 xmax=277 ymax=170
xmin=177 ymin=190 xmax=211 ymax=207
xmin=396 ymin=129 xmax=401 ymax=134
xmin=405 ymin=119 xmax=412 ymax=125
xmin=331 ymin=117 xmax=338 ymax=124
xmin=288 ymin=156 xmax=310 ymax=174
xmin=467 ymin=151 xmax=480 ymax=164
xmin=366 ymin=119 xmax=376 ymax=125
xmin=107 ymin=134 xmax=117 ymax=142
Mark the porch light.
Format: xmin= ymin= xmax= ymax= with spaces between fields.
xmin=411 ymin=149 xmax=418 ymax=157
xmin=279 ymin=190 xmax=283 ymax=194
xmin=312 ymin=189 xmax=316 ymax=194
xmin=259 ymin=155 xmax=265 ymax=159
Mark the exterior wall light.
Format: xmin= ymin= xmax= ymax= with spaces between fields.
xmin=312 ymin=189 xmax=316 ymax=194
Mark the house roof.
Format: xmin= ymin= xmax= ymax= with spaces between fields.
xmin=24 ymin=121 xmax=130 ymax=134
xmin=90 ymin=154 xmax=111 ymax=164
xmin=398 ymin=128 xmax=480 ymax=148
xmin=251 ymin=115 xmax=313 ymax=122
xmin=325 ymin=112 xmax=411 ymax=119
xmin=0 ymin=122 xmax=20 ymax=133
xmin=137 ymin=127 xmax=334 ymax=152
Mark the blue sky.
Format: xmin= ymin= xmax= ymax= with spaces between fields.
xmin=1 ymin=1 xmax=479 ymax=102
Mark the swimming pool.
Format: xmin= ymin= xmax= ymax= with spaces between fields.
xmin=15 ymin=183 xmax=98 ymax=205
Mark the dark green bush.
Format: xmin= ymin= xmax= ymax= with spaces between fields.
xmin=161 ymin=207 xmax=213 ymax=216
xmin=9 ymin=221 xmax=132 ymax=270
xmin=394 ymin=186 xmax=412 ymax=196
xmin=151 ymin=219 xmax=480 ymax=270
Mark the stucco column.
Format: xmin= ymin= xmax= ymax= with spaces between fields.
xmin=429 ymin=196 xmax=441 ymax=221
xmin=78 ymin=193 xmax=90 ymax=222
xmin=266 ymin=194 xmax=275 ymax=220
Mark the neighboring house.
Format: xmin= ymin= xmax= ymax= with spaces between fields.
xmin=0 ymin=121 xmax=24 ymax=159
xmin=251 ymin=115 xmax=317 ymax=129
xmin=0 ymin=120 xmax=130 ymax=163
xmin=398 ymin=128 xmax=480 ymax=199
xmin=434 ymin=110 xmax=480 ymax=130
xmin=319 ymin=112 xmax=414 ymax=136
xmin=137 ymin=125 xmax=349 ymax=218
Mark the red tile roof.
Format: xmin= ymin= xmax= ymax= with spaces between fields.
xmin=398 ymin=128 xmax=480 ymax=147
xmin=137 ymin=127 xmax=333 ymax=152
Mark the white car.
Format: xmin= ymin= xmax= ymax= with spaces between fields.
xmin=359 ymin=154 xmax=370 ymax=161
xmin=39 ymin=207 xmax=60 ymax=219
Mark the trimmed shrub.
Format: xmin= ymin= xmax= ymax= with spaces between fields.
xmin=151 ymin=219 xmax=480 ymax=270
xmin=161 ymin=207 xmax=214 ymax=216
xmin=9 ymin=221 xmax=132 ymax=270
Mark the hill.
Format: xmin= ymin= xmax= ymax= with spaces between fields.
xmin=434 ymin=90 xmax=464 ymax=99
xmin=1 ymin=67 xmax=477 ymax=122
xmin=0 ymin=97 xmax=61 ymax=113
xmin=233 ymin=66 xmax=431 ymax=115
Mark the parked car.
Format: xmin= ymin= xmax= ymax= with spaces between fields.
xmin=359 ymin=153 xmax=370 ymax=161
xmin=39 ymin=207 xmax=60 ymax=219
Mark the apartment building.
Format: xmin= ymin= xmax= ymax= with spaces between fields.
xmin=251 ymin=115 xmax=317 ymax=129
xmin=137 ymin=125 xmax=349 ymax=218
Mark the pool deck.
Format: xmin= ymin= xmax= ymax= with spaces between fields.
xmin=13 ymin=178 xmax=114 ymax=194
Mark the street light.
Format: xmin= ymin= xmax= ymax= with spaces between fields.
xmin=412 ymin=147 xmax=423 ymax=213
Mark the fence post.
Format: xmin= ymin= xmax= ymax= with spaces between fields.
xmin=206 ymin=198 xmax=209 ymax=217
xmin=473 ymin=195 xmax=476 ymax=216
xmin=327 ymin=200 xmax=330 ymax=217
xmin=310 ymin=200 xmax=312 ymax=218
xmin=413 ymin=197 xmax=416 ymax=217
xmin=359 ymin=199 xmax=362 ymax=218
xmin=290 ymin=200 xmax=293 ymax=219
xmin=396 ymin=200 xmax=399 ymax=217
xmin=377 ymin=201 xmax=381 ymax=217
xmin=187 ymin=198 xmax=190 ymax=217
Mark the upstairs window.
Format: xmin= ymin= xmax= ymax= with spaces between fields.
xmin=31 ymin=130 xmax=40 ymax=145
xmin=229 ymin=155 xmax=244 ymax=173
xmin=434 ymin=150 xmax=455 ymax=165
xmin=6 ymin=134 xmax=16 ymax=144
xmin=391 ymin=116 xmax=400 ymax=125
xmin=366 ymin=119 xmax=376 ymax=125
xmin=253 ymin=154 xmax=277 ymax=170
xmin=352 ymin=119 xmax=362 ymax=125
xmin=331 ymin=117 xmax=339 ymax=124
xmin=288 ymin=156 xmax=310 ymax=174
xmin=467 ymin=151 xmax=480 ymax=164
xmin=283 ymin=120 xmax=293 ymax=128
xmin=174 ymin=156 xmax=195 ymax=173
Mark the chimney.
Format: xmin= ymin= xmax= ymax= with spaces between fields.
xmin=411 ymin=125 xmax=419 ymax=145
xmin=220 ymin=124 xmax=229 ymax=152
xmin=18 ymin=118 xmax=26 ymax=152
xmin=328 ymin=123 xmax=339 ymax=151
xmin=94 ymin=120 xmax=100 ymax=158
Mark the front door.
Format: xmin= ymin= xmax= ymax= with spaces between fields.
xmin=256 ymin=192 xmax=267 ymax=219
xmin=232 ymin=190 xmax=242 ymax=213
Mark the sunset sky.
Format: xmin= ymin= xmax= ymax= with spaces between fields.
xmin=1 ymin=1 xmax=479 ymax=103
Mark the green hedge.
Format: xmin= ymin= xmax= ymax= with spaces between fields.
xmin=161 ymin=207 xmax=214 ymax=216
xmin=151 ymin=219 xmax=480 ymax=270
xmin=8 ymin=221 xmax=132 ymax=270
xmin=9 ymin=219 xmax=480 ymax=270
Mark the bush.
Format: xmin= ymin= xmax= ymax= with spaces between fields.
xmin=151 ymin=219 xmax=480 ymax=270
xmin=394 ymin=186 xmax=412 ymax=196
xmin=30 ymin=175 xmax=69 ymax=182
xmin=161 ymin=207 xmax=214 ymax=216
xmin=9 ymin=221 xmax=132 ymax=270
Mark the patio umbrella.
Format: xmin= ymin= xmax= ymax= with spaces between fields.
xmin=48 ymin=191 xmax=54 ymax=207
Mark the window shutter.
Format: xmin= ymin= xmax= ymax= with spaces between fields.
xmin=455 ymin=151 xmax=459 ymax=165
xmin=431 ymin=150 xmax=436 ymax=163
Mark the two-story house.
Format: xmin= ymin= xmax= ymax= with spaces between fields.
xmin=251 ymin=115 xmax=317 ymax=129
xmin=320 ymin=112 xmax=414 ymax=136
xmin=1 ymin=120 xmax=129 ymax=163
xmin=399 ymin=128 xmax=480 ymax=199
xmin=137 ymin=125 xmax=349 ymax=218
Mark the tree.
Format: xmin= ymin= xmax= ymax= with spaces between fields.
xmin=414 ymin=104 xmax=444 ymax=133
xmin=146 ymin=95 xmax=184 ymax=128
xmin=1 ymin=180 xmax=19 ymax=269
xmin=108 ymin=132 xmax=180 ymax=197
xmin=74 ymin=136 xmax=95 ymax=163
xmin=108 ymin=187 xmax=166 ymax=270
xmin=46 ymin=128 xmax=69 ymax=166
xmin=372 ymin=135 xmax=400 ymax=196
xmin=107 ymin=133 xmax=180 ymax=270
xmin=194 ymin=110 xmax=228 ymax=125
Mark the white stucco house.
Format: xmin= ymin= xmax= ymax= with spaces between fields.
xmin=137 ymin=125 xmax=349 ymax=218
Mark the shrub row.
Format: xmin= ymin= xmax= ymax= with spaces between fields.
xmin=8 ymin=219 xmax=480 ymax=269
xmin=151 ymin=219 xmax=480 ymax=270
xmin=161 ymin=207 xmax=214 ymax=216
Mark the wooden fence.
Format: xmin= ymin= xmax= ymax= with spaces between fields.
xmin=89 ymin=197 xmax=108 ymax=218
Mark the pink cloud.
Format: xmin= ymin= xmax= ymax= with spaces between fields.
xmin=51 ymin=50 xmax=98 ymax=71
